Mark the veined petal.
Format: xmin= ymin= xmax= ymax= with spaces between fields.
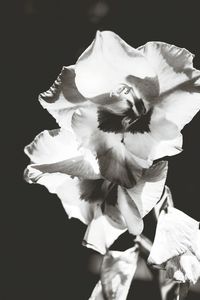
xmin=117 ymin=186 xmax=144 ymax=236
xmin=39 ymin=65 xmax=87 ymax=129
xmin=24 ymin=128 xmax=101 ymax=181
xmin=126 ymin=161 xmax=168 ymax=218
xmin=89 ymin=247 xmax=139 ymax=300
xmin=148 ymin=207 xmax=200 ymax=266
xmin=83 ymin=205 xmax=126 ymax=254
xmin=139 ymin=41 xmax=200 ymax=130
xmin=75 ymin=31 xmax=156 ymax=98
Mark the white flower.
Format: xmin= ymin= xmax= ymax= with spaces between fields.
xmin=148 ymin=206 xmax=200 ymax=284
xmin=25 ymin=31 xmax=200 ymax=254
xmin=39 ymin=31 xmax=200 ymax=188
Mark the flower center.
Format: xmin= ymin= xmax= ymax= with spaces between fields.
xmin=111 ymin=84 xmax=147 ymax=130
xmin=112 ymin=83 xmax=146 ymax=114
xmin=97 ymin=84 xmax=152 ymax=134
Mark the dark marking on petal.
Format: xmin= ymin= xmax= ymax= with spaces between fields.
xmin=134 ymin=98 xmax=146 ymax=115
xmin=97 ymin=148 xmax=137 ymax=188
xmin=79 ymin=179 xmax=105 ymax=202
xmin=128 ymin=108 xmax=153 ymax=134
xmin=97 ymin=108 xmax=124 ymax=133
xmin=105 ymin=183 xmax=118 ymax=206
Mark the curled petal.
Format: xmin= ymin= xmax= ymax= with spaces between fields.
xmin=148 ymin=207 xmax=199 ymax=266
xmin=39 ymin=65 xmax=87 ymax=129
xmin=83 ymin=205 xmax=126 ymax=254
xmin=126 ymin=161 xmax=168 ymax=218
xmin=139 ymin=41 xmax=200 ymax=130
xmin=89 ymin=247 xmax=139 ymax=300
xmin=75 ymin=31 xmax=156 ymax=98
xmin=24 ymin=129 xmax=101 ymax=182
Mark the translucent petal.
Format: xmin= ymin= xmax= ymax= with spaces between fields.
xmin=24 ymin=128 xmax=101 ymax=182
xmin=75 ymin=31 xmax=156 ymax=98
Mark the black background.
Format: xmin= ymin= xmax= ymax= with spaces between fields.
xmin=3 ymin=1 xmax=200 ymax=299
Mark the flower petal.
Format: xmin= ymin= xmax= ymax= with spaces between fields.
xmin=89 ymin=246 xmax=139 ymax=300
xmin=83 ymin=205 xmax=126 ymax=254
xmin=138 ymin=41 xmax=194 ymax=94
xmin=124 ymin=107 xmax=182 ymax=162
xmin=158 ymin=85 xmax=200 ymax=130
xmin=126 ymin=161 xmax=168 ymax=218
xmin=117 ymin=186 xmax=144 ymax=236
xmin=56 ymin=177 xmax=98 ymax=224
xmin=139 ymin=42 xmax=200 ymax=130
xmin=39 ymin=65 xmax=87 ymax=129
xmin=24 ymin=128 xmax=101 ymax=181
xmin=75 ymin=31 xmax=156 ymax=98
xmin=148 ymin=207 xmax=200 ymax=266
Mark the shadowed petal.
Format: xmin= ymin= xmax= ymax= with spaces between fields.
xmin=75 ymin=31 xmax=156 ymax=98
xmin=89 ymin=247 xmax=139 ymax=300
xmin=83 ymin=205 xmax=126 ymax=254
xmin=139 ymin=42 xmax=200 ymax=130
xmin=126 ymin=161 xmax=168 ymax=218
xmin=39 ymin=65 xmax=87 ymax=129
xmin=148 ymin=207 xmax=200 ymax=266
